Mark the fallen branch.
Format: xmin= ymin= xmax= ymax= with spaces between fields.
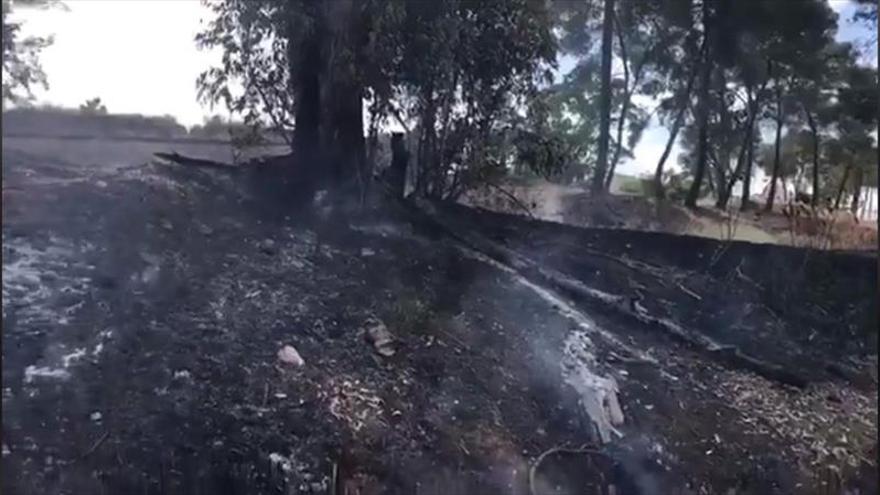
xmin=413 ymin=198 xmax=809 ymax=389
xmin=482 ymin=180 xmax=535 ymax=219
xmin=79 ymin=431 xmax=110 ymax=460
xmin=676 ymin=281 xmax=702 ymax=301
xmin=154 ymin=151 xmax=238 ymax=171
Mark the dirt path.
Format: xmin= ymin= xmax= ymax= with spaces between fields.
xmin=2 ymin=146 xmax=877 ymax=494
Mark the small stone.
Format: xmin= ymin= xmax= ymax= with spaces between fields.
xmin=173 ymin=370 xmax=191 ymax=380
xmin=260 ymin=239 xmax=277 ymax=255
xmin=277 ymin=345 xmax=305 ymax=367
xmin=274 ymin=393 xmax=288 ymax=399
xmin=90 ymin=411 xmax=102 ymax=422
xmin=361 ymin=248 xmax=375 ymax=257
xmin=197 ymin=224 xmax=214 ymax=236
xmin=160 ymin=219 xmax=173 ymax=231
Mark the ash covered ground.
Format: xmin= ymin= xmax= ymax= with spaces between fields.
xmin=2 ymin=146 xmax=877 ymax=494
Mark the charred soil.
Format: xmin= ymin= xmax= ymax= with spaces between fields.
xmin=2 ymin=148 xmax=877 ymax=494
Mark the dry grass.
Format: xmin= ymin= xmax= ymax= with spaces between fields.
xmin=461 ymin=180 xmax=878 ymax=251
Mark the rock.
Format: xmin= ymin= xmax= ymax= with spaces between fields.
xmin=90 ymin=411 xmax=102 ymax=422
xmin=277 ymin=345 xmax=305 ymax=367
xmin=197 ymin=224 xmax=214 ymax=236
xmin=361 ymin=248 xmax=375 ymax=257
xmin=260 ymin=239 xmax=277 ymax=255
xmin=160 ymin=219 xmax=173 ymax=231
xmin=364 ymin=318 xmax=395 ymax=357
xmin=173 ymin=370 xmax=191 ymax=381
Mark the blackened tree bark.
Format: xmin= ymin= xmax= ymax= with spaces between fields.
xmin=290 ymin=22 xmax=323 ymax=182
xmin=591 ymin=0 xmax=615 ymax=194
xmin=685 ymin=0 xmax=713 ymax=208
xmin=317 ymin=0 xmax=368 ymax=193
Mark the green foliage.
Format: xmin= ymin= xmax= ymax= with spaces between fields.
xmin=2 ymin=0 xmax=53 ymax=106
xmin=513 ymin=129 xmax=573 ymax=180
xmin=79 ymin=97 xmax=107 ymax=115
xmin=196 ymin=0 xmax=557 ymax=197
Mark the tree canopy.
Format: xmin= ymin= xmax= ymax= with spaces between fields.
xmin=191 ymin=0 xmax=877 ymax=211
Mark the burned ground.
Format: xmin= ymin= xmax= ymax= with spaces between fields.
xmin=2 ymin=147 xmax=877 ymax=494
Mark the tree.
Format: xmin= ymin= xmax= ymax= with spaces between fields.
xmin=79 ymin=97 xmax=107 ymax=115
xmin=2 ymin=0 xmax=54 ymax=106
xmin=669 ymin=0 xmax=838 ymax=210
xmin=590 ymin=0 xmax=615 ymax=194
xmin=197 ymin=0 xmax=556 ymax=201
xmin=684 ymin=0 xmax=713 ymax=208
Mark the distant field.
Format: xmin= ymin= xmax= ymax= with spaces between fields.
xmin=1 ymin=135 xmax=289 ymax=172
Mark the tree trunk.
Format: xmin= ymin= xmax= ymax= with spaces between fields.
xmin=322 ymin=0 xmax=368 ymax=190
xmin=591 ymin=0 xmax=615 ymax=194
xmin=740 ymin=124 xmax=754 ymax=211
xmin=653 ymin=45 xmax=702 ymax=199
xmin=718 ymin=84 xmax=755 ymax=208
xmin=388 ymin=132 xmax=409 ymax=198
xmin=713 ymin=71 xmax=730 ymax=207
xmin=805 ymin=108 xmax=820 ymax=209
xmin=850 ymin=166 xmax=863 ymax=216
xmin=834 ymin=164 xmax=852 ymax=210
xmin=290 ymin=10 xmax=323 ymax=190
xmin=685 ymin=0 xmax=712 ymax=208
xmin=606 ymin=12 xmax=629 ymax=191
xmin=765 ymin=83 xmax=784 ymax=212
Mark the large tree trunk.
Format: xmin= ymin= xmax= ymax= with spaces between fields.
xmin=805 ymin=108 xmax=820 ymax=209
xmin=685 ymin=0 xmax=713 ymax=208
xmin=321 ymin=0 xmax=368 ymax=190
xmin=289 ymin=8 xmax=323 ymax=192
xmin=765 ymin=83 xmax=784 ymax=212
xmin=591 ymin=0 xmax=615 ymax=194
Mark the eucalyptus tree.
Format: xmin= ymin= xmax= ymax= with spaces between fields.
xmin=197 ymin=0 xmax=556 ymax=200
xmin=1 ymin=0 xmax=57 ymax=106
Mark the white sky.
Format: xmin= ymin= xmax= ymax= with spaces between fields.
xmin=9 ymin=0 xmax=876 ymax=178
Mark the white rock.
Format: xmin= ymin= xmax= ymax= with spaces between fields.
xmin=173 ymin=370 xmax=191 ymax=380
xmin=90 ymin=411 xmax=102 ymax=422
xmin=277 ymin=345 xmax=305 ymax=367
xmin=361 ymin=248 xmax=375 ymax=257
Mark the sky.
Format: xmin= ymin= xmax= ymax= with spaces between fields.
xmin=9 ymin=0 xmax=877 ymax=178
